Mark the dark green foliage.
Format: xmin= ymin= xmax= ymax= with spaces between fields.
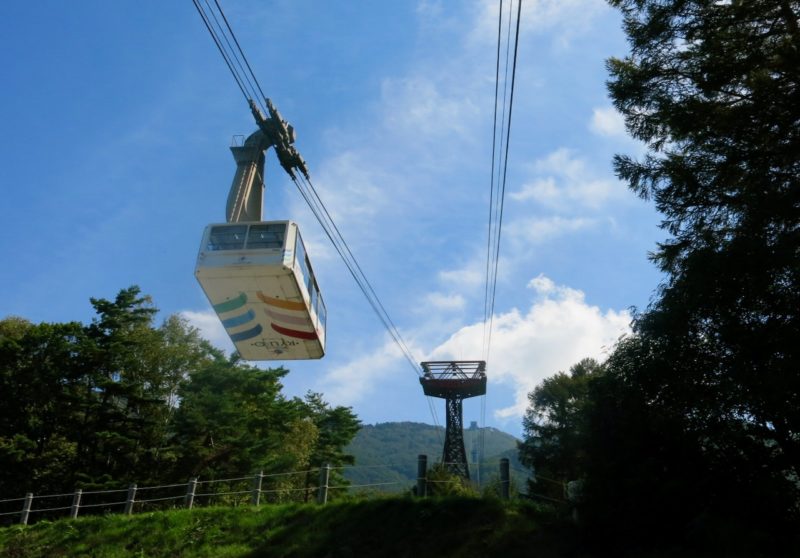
xmin=172 ymin=361 xmax=291 ymax=479
xmin=74 ymin=287 xmax=185 ymax=488
xmin=298 ymin=392 xmax=360 ymax=499
xmin=518 ymin=2 xmax=800 ymax=552
xmin=570 ymin=0 xmax=800 ymax=552
xmin=0 ymin=319 xmax=87 ymax=495
xmin=518 ymin=359 xmax=601 ymax=500
xmin=0 ymin=287 xmax=359 ymax=506
xmin=424 ymin=463 xmax=476 ymax=497
xmin=607 ymin=0 xmax=800 ymax=463
xmin=581 ymin=334 xmax=800 ymax=554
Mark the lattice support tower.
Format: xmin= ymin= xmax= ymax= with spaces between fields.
xmin=419 ymin=361 xmax=487 ymax=480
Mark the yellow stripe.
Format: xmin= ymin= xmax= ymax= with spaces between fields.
xmin=256 ymin=291 xmax=306 ymax=311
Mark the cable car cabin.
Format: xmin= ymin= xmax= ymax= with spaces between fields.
xmin=195 ymin=221 xmax=326 ymax=360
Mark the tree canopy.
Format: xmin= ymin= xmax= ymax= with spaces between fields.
xmin=520 ymin=1 xmax=799 ymax=552
xmin=518 ymin=358 xmax=601 ymax=500
xmin=0 ymin=286 xmax=359 ymax=501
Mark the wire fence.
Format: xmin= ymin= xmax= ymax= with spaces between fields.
xmin=0 ymin=457 xmax=535 ymax=527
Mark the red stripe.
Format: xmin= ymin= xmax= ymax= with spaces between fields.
xmin=265 ymin=308 xmax=312 ymax=327
xmin=271 ymin=322 xmax=318 ymax=341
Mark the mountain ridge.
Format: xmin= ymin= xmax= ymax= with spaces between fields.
xmin=344 ymin=421 xmax=529 ymax=491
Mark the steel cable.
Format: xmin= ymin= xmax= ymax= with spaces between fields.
xmin=484 ymin=0 xmax=522 ymax=364
xmin=191 ymin=0 xmax=450 ymax=430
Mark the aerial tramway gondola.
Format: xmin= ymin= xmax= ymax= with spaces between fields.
xmin=191 ymin=0 xmax=421 ymax=367
xmin=195 ymin=98 xmax=325 ymax=360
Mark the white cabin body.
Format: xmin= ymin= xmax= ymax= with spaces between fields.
xmin=195 ymin=221 xmax=326 ymax=360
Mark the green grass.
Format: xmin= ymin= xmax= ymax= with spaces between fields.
xmin=0 ymin=497 xmax=569 ymax=558
xmin=3 ymin=496 xmax=776 ymax=558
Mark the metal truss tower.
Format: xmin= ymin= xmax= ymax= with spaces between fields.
xmin=419 ymin=361 xmax=487 ymax=480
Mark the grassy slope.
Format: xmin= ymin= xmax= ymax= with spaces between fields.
xmin=0 ymin=497 xmax=571 ymax=558
xmin=1 ymin=497 xmax=768 ymax=558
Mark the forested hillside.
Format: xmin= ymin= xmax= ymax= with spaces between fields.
xmin=344 ymin=422 xmax=528 ymax=491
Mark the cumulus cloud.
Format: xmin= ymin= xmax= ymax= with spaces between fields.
xmin=312 ymin=151 xmax=389 ymax=220
xmin=425 ymin=292 xmax=467 ymax=312
xmin=427 ymin=274 xmax=630 ymax=421
xmin=510 ymin=148 xmax=623 ymax=209
xmin=317 ymin=339 xmax=410 ymax=406
xmin=380 ymin=76 xmax=481 ymax=142
xmin=180 ymin=309 xmax=234 ymax=355
xmin=438 ymin=260 xmax=489 ymax=292
xmin=590 ymin=106 xmax=626 ymax=137
xmin=505 ymin=215 xmax=598 ymax=246
xmin=471 ymin=0 xmax=609 ymax=46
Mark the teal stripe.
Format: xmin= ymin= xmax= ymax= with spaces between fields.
xmin=213 ymin=292 xmax=247 ymax=314
xmin=230 ymin=324 xmax=262 ymax=342
xmin=222 ymin=309 xmax=255 ymax=329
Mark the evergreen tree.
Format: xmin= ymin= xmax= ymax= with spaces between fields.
xmin=298 ymin=392 xmax=361 ymax=500
xmin=74 ymin=287 xmax=182 ymax=487
xmin=0 ymin=287 xmax=359 ymax=504
xmin=0 ymin=318 xmax=86 ymax=494
xmin=518 ymin=358 xmax=601 ymax=500
xmin=579 ymin=0 xmax=800 ymax=549
xmin=171 ymin=360 xmax=299 ymax=481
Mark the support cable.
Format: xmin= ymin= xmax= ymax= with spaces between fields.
xmin=292 ymin=174 xmax=422 ymax=375
xmin=191 ymin=0 xmax=250 ymax=103
xmin=292 ymin=172 xmax=442 ymax=432
xmin=479 ymin=1 xmax=522 ymax=460
xmin=484 ymin=0 xmax=522 ymax=364
xmin=202 ymin=0 xmax=262 ymax=105
xmin=192 ymin=0 xmax=443 ymax=429
xmin=484 ymin=0 xmax=514 ymax=361
xmin=212 ymin=0 xmax=270 ymax=104
xmin=478 ymin=0 xmax=510 ymax=484
xmin=482 ymin=0 xmax=505 ymax=359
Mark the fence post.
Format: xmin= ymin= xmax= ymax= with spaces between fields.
xmin=20 ymin=493 xmax=33 ymax=525
xmin=251 ymin=471 xmax=264 ymax=506
xmin=124 ymin=483 xmax=137 ymax=515
xmin=500 ymin=458 xmax=510 ymax=500
xmin=417 ymin=454 xmax=428 ymax=497
xmin=185 ymin=477 xmax=198 ymax=509
xmin=70 ymin=489 xmax=83 ymax=519
xmin=317 ymin=464 xmax=330 ymax=505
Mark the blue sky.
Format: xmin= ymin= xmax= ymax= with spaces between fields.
xmin=0 ymin=1 xmax=663 ymax=437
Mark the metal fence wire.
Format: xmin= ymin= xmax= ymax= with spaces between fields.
xmin=0 ymin=458 xmax=521 ymax=526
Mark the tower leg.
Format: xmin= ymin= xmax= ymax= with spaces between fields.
xmin=442 ymin=396 xmax=470 ymax=480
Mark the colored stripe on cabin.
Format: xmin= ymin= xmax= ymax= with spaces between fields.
xmin=265 ymin=308 xmax=312 ymax=327
xmin=230 ymin=323 xmax=263 ymax=342
xmin=213 ymin=292 xmax=247 ymax=314
xmin=271 ymin=323 xmax=318 ymax=341
xmin=256 ymin=291 xmax=306 ymax=311
xmin=221 ymin=309 xmax=256 ymax=329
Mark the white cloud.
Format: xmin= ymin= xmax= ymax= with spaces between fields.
xmin=317 ymin=339 xmax=408 ymax=406
xmin=427 ymin=274 xmax=630 ymax=421
xmin=180 ymin=309 xmax=234 ymax=355
xmin=590 ymin=106 xmax=626 ymax=137
xmin=380 ymin=76 xmax=481 ymax=141
xmin=471 ymin=0 xmax=609 ymax=47
xmin=511 ymin=148 xmax=622 ymax=209
xmin=425 ymin=292 xmax=467 ymax=312
xmin=437 ymin=261 xmax=487 ymax=292
xmin=416 ymin=0 xmax=445 ymax=19
xmin=311 ymin=150 xmax=389 ymax=221
xmin=522 ymin=0 xmax=608 ymax=35
xmin=506 ymin=215 xmax=597 ymax=246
